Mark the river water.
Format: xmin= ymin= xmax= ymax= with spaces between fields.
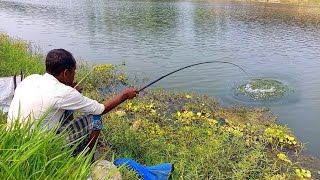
xmin=1 ymin=0 xmax=320 ymax=157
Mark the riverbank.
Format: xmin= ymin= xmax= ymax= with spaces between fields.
xmin=1 ymin=33 xmax=319 ymax=179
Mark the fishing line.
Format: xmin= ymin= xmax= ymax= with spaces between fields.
xmin=138 ymin=61 xmax=250 ymax=92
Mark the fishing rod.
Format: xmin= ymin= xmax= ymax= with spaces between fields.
xmin=138 ymin=61 xmax=250 ymax=92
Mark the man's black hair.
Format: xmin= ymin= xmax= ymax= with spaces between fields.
xmin=45 ymin=49 xmax=76 ymax=76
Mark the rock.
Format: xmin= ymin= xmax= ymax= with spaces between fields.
xmin=88 ymin=160 xmax=122 ymax=180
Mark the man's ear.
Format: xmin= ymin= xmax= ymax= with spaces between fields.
xmin=63 ymin=69 xmax=69 ymax=77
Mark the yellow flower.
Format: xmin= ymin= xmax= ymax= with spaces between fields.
xmin=277 ymin=153 xmax=291 ymax=164
xmin=150 ymin=109 xmax=157 ymax=115
xmin=207 ymin=119 xmax=218 ymax=125
xmin=146 ymin=104 xmax=155 ymax=109
xmin=93 ymin=64 xmax=115 ymax=73
xmin=295 ymin=169 xmax=312 ymax=179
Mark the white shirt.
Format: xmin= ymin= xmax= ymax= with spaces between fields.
xmin=7 ymin=73 xmax=105 ymax=130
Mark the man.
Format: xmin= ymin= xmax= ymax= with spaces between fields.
xmin=7 ymin=48 xmax=138 ymax=155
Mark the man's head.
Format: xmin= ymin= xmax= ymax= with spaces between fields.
xmin=46 ymin=49 xmax=76 ymax=86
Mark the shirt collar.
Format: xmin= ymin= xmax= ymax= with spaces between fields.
xmin=43 ymin=73 xmax=60 ymax=83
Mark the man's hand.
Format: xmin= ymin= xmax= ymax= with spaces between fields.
xmin=122 ymin=89 xmax=139 ymax=100
xmin=101 ymin=88 xmax=138 ymax=114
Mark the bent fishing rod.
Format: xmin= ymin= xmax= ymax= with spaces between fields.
xmin=138 ymin=61 xmax=250 ymax=92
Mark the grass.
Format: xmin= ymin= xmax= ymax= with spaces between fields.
xmin=0 ymin=34 xmax=44 ymax=76
xmin=0 ymin=116 xmax=95 ymax=179
xmin=0 ymin=33 xmax=318 ymax=179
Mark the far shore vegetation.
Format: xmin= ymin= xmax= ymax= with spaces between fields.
xmin=1 ymin=33 xmax=319 ymax=179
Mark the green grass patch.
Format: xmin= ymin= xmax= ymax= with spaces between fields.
xmin=99 ymin=90 xmax=314 ymax=179
xmin=0 ymin=33 xmax=44 ymax=76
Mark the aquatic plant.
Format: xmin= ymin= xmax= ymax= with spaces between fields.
xmin=277 ymin=153 xmax=292 ymax=164
xmin=263 ymin=125 xmax=300 ymax=150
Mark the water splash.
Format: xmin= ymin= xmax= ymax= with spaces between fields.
xmin=237 ymin=79 xmax=289 ymax=100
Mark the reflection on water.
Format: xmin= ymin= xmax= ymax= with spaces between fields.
xmin=1 ymin=0 xmax=320 ymax=157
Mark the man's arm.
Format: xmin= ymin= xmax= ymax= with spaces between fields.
xmin=101 ymin=89 xmax=138 ymax=115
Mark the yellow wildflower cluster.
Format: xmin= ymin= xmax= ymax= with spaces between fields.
xmin=277 ymin=153 xmax=292 ymax=164
xmin=295 ymin=169 xmax=312 ymax=179
xmin=125 ymin=102 xmax=158 ymax=116
xmin=117 ymin=74 xmax=128 ymax=83
xmin=93 ymin=64 xmax=115 ymax=74
xmin=174 ymin=110 xmax=195 ymax=124
xmin=264 ymin=126 xmax=298 ymax=149
xmin=224 ymin=124 xmax=247 ymax=137
xmin=173 ymin=109 xmax=216 ymax=125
